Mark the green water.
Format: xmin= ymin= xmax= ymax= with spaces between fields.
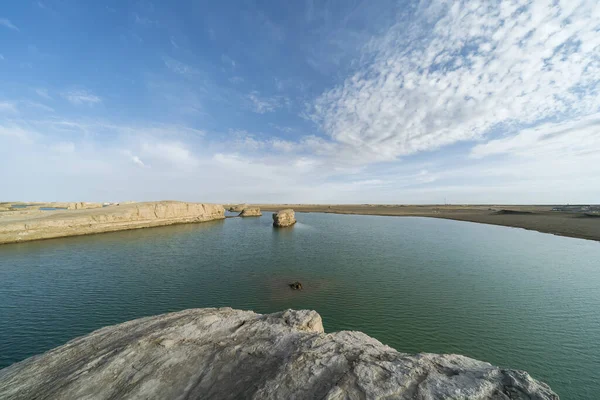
xmin=0 ymin=213 xmax=599 ymax=399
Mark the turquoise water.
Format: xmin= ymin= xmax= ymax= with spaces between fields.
xmin=0 ymin=213 xmax=599 ymax=399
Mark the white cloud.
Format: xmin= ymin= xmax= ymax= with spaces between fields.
xmin=62 ymin=89 xmax=102 ymax=105
xmin=0 ymin=102 xmax=18 ymax=114
xmin=312 ymin=0 xmax=600 ymax=163
xmin=230 ymin=130 xmax=266 ymax=151
xmin=229 ymin=76 xmax=244 ymax=84
xmin=35 ymin=88 xmax=52 ymax=99
xmin=0 ymin=18 xmax=19 ymax=31
xmin=246 ymin=91 xmax=286 ymax=113
xmin=471 ymin=114 xmax=600 ymax=159
xmin=131 ymin=155 xmax=146 ymax=167
xmin=134 ymin=13 xmax=156 ymax=25
xmin=50 ymin=142 xmax=75 ymax=153
xmin=20 ymin=101 xmax=55 ymax=113
xmin=0 ymin=123 xmax=35 ymax=144
xmin=141 ymin=141 xmax=199 ymax=168
xmin=163 ymin=56 xmax=200 ymax=76
xmin=271 ymin=138 xmax=295 ymax=152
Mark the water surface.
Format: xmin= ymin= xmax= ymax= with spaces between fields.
xmin=0 ymin=213 xmax=599 ymax=399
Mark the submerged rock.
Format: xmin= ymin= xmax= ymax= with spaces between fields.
xmin=273 ymin=209 xmax=296 ymax=227
xmin=0 ymin=308 xmax=557 ymax=400
xmin=289 ymin=281 xmax=303 ymax=290
xmin=239 ymin=207 xmax=262 ymax=217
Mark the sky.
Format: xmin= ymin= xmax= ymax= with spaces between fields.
xmin=1 ymin=0 xmax=599 ymax=204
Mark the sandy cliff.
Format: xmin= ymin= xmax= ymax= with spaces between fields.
xmin=0 ymin=201 xmax=225 ymax=244
xmin=0 ymin=308 xmax=557 ymax=399
xmin=239 ymin=207 xmax=262 ymax=217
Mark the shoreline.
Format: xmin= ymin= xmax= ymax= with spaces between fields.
xmin=254 ymin=204 xmax=600 ymax=242
xmin=0 ymin=201 xmax=225 ymax=245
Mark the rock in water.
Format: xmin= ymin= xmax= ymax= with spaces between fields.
xmin=239 ymin=207 xmax=262 ymax=217
xmin=228 ymin=204 xmax=248 ymax=212
xmin=0 ymin=308 xmax=558 ymax=400
xmin=273 ymin=209 xmax=296 ymax=227
xmin=289 ymin=281 xmax=303 ymax=290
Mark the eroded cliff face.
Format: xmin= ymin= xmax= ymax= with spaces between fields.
xmin=239 ymin=207 xmax=262 ymax=217
xmin=0 ymin=201 xmax=225 ymax=244
xmin=0 ymin=308 xmax=558 ymax=400
xmin=273 ymin=209 xmax=296 ymax=227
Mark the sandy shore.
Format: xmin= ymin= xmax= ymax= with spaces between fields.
xmin=253 ymin=204 xmax=600 ymax=242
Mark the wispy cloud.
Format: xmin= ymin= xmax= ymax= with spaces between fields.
xmin=20 ymin=100 xmax=55 ymax=113
xmin=163 ymin=56 xmax=200 ymax=76
xmin=0 ymin=101 xmax=18 ymax=114
xmin=0 ymin=54 xmax=4 ymax=60
xmin=61 ymin=89 xmax=102 ymax=105
xmin=229 ymin=76 xmax=244 ymax=84
xmin=246 ymin=91 xmax=287 ymax=114
xmin=0 ymin=18 xmax=19 ymax=31
xmin=133 ymin=13 xmax=156 ymax=26
xmin=35 ymin=88 xmax=52 ymax=100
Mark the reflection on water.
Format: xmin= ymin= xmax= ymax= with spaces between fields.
xmin=0 ymin=212 xmax=599 ymax=399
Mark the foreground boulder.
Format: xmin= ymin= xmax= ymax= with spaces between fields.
xmin=0 ymin=308 xmax=557 ymax=400
xmin=0 ymin=201 xmax=225 ymax=244
xmin=239 ymin=207 xmax=262 ymax=217
xmin=273 ymin=209 xmax=296 ymax=227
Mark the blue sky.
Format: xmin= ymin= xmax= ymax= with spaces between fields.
xmin=1 ymin=0 xmax=599 ymax=203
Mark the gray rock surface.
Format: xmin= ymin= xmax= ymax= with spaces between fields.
xmin=239 ymin=207 xmax=262 ymax=217
xmin=273 ymin=208 xmax=296 ymax=227
xmin=0 ymin=308 xmax=558 ymax=400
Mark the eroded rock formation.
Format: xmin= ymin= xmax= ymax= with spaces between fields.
xmin=229 ymin=204 xmax=248 ymax=212
xmin=273 ymin=209 xmax=296 ymax=227
xmin=0 ymin=201 xmax=225 ymax=244
xmin=239 ymin=207 xmax=262 ymax=217
xmin=0 ymin=308 xmax=557 ymax=399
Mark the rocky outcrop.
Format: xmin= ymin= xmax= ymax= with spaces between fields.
xmin=0 ymin=308 xmax=557 ymax=399
xmin=228 ymin=204 xmax=248 ymax=212
xmin=0 ymin=201 xmax=225 ymax=245
xmin=273 ymin=209 xmax=296 ymax=227
xmin=65 ymin=202 xmax=104 ymax=210
xmin=239 ymin=207 xmax=262 ymax=217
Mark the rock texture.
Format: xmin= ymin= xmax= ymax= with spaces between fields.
xmin=273 ymin=209 xmax=296 ymax=227
xmin=239 ymin=207 xmax=262 ymax=217
xmin=0 ymin=308 xmax=557 ymax=400
xmin=65 ymin=202 xmax=103 ymax=210
xmin=228 ymin=204 xmax=248 ymax=212
xmin=0 ymin=201 xmax=225 ymax=245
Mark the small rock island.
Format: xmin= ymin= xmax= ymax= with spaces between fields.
xmin=273 ymin=209 xmax=296 ymax=227
xmin=0 ymin=308 xmax=557 ymax=399
xmin=239 ymin=207 xmax=262 ymax=217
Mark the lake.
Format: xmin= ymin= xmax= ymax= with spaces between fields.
xmin=0 ymin=212 xmax=598 ymax=399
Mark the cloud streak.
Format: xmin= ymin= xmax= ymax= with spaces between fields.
xmin=0 ymin=18 xmax=19 ymax=31
xmin=62 ymin=89 xmax=102 ymax=105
